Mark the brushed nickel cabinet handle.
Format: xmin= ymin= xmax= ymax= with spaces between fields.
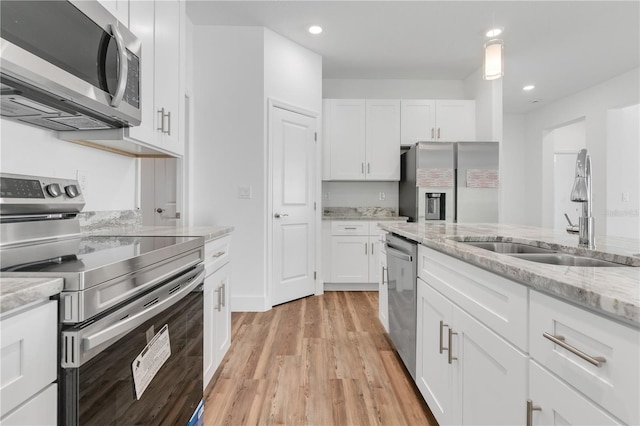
xmin=361 ymin=163 xmax=365 ymax=174
xmin=381 ymin=266 xmax=386 ymax=285
xmin=437 ymin=128 xmax=441 ymax=139
xmin=526 ymin=399 xmax=542 ymax=426
xmin=543 ymin=332 xmax=606 ymax=367
xmin=448 ymin=328 xmax=457 ymax=364
xmin=166 ymin=110 xmax=172 ymax=135
xmin=367 ymin=163 xmax=370 ymax=174
xmin=157 ymin=108 xmax=165 ymax=132
xmin=431 ymin=128 xmax=434 ymax=139
xmin=371 ymin=242 xmax=374 ymax=254
xmin=212 ymin=251 xmax=225 ymax=259
xmin=439 ymin=321 xmax=448 ymax=354
xmin=215 ymin=287 xmax=222 ymax=311
xmin=344 ymin=227 xmax=357 ymax=230
xmin=221 ymin=282 xmax=226 ymax=307
xmin=365 ymin=243 xmax=368 ymax=255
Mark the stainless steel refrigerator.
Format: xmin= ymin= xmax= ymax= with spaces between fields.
xmin=399 ymin=142 xmax=499 ymax=223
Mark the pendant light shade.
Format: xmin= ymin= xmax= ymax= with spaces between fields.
xmin=483 ymin=39 xmax=504 ymax=80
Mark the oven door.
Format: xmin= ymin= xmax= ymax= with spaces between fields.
xmin=60 ymin=266 xmax=204 ymax=426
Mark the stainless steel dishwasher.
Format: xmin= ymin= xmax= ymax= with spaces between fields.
xmin=385 ymin=233 xmax=418 ymax=380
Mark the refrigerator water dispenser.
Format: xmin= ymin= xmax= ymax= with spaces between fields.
xmin=425 ymin=192 xmax=446 ymax=220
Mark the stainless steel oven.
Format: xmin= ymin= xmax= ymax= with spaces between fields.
xmin=385 ymin=232 xmax=418 ymax=380
xmin=0 ymin=173 xmax=205 ymax=426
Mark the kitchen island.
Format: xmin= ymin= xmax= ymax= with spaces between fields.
xmin=379 ymin=221 xmax=640 ymax=326
xmin=379 ymin=221 xmax=639 ymax=426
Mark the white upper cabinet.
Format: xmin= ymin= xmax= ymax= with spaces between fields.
xmin=366 ymin=100 xmax=401 ymax=180
xmin=324 ymin=99 xmax=400 ymax=181
xmin=128 ymin=0 xmax=184 ymax=156
xmin=400 ymin=99 xmax=476 ymax=146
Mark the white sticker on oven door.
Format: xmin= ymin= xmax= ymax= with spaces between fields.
xmin=132 ymin=324 xmax=171 ymax=400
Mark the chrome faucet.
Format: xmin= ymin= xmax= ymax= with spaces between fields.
xmin=569 ymin=149 xmax=595 ymax=249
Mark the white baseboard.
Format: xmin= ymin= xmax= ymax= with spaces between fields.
xmin=231 ymin=295 xmax=269 ymax=312
xmin=323 ymin=282 xmax=378 ymax=291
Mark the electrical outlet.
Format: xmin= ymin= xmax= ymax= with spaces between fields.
xmin=238 ymin=186 xmax=252 ymax=199
xmin=379 ymin=192 xmax=386 ymax=201
xmin=324 ymin=192 xmax=329 ymax=200
xmin=76 ymin=170 xmax=89 ymax=196
xmin=622 ymin=192 xmax=630 ymax=202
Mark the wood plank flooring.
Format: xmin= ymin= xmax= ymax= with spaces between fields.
xmin=203 ymin=291 xmax=438 ymax=426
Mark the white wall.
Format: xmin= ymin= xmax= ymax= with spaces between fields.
xmin=522 ymin=68 xmax=640 ymax=234
xmin=322 ymin=181 xmax=399 ymax=209
xmin=190 ymin=26 xmax=322 ymax=311
xmin=607 ymin=103 xmax=640 ymax=239
xmin=0 ymin=120 xmax=137 ymax=211
xmin=323 ymin=79 xmax=466 ymax=99
xmin=501 ymin=114 xmax=528 ymax=225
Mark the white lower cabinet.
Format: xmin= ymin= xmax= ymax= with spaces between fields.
xmin=0 ymin=300 xmax=57 ymax=425
xmin=528 ymin=361 xmax=621 ymax=426
xmin=326 ymin=221 xmax=381 ymax=284
xmin=416 ymin=278 xmax=526 ymax=426
xmin=378 ymin=233 xmax=389 ymax=331
xmin=203 ymin=236 xmax=232 ymax=390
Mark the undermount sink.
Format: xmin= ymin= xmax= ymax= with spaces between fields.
xmin=460 ymin=241 xmax=630 ymax=267
xmin=509 ymin=253 xmax=627 ymax=267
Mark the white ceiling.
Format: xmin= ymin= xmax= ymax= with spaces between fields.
xmin=186 ymin=1 xmax=640 ymax=114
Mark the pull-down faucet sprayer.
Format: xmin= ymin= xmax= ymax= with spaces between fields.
xmin=569 ymin=149 xmax=595 ymax=249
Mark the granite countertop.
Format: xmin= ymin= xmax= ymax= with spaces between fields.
xmin=323 ymin=207 xmax=408 ymax=221
xmin=86 ymin=225 xmax=234 ymax=242
xmin=0 ymin=277 xmax=63 ymax=314
xmin=379 ymin=222 xmax=640 ymax=327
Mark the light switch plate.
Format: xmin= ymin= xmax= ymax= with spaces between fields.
xmin=238 ymin=186 xmax=252 ymax=199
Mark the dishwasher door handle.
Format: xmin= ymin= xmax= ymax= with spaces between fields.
xmin=385 ymin=245 xmax=413 ymax=262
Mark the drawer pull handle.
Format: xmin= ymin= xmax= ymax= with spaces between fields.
xmin=542 ymin=332 xmax=606 ymax=367
xmin=526 ymin=399 xmax=542 ymax=426
xmin=344 ymin=227 xmax=357 ymax=230
xmin=448 ymin=328 xmax=457 ymax=364
xmin=381 ymin=266 xmax=387 ymax=285
xmin=212 ymin=251 xmax=225 ymax=259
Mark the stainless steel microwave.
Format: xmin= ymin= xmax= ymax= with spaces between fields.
xmin=0 ymin=1 xmax=141 ymax=131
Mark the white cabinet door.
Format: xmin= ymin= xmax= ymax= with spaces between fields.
xmin=365 ymin=100 xmax=400 ymax=180
xmin=435 ymin=100 xmax=476 ymax=142
xmin=214 ymin=263 xmax=231 ymax=368
xmin=368 ymin=237 xmax=381 ymax=284
xmin=154 ymin=0 xmax=182 ymax=154
xmin=401 ymin=99 xmax=436 ymax=145
xmin=529 ymin=361 xmax=622 ymax=426
xmin=379 ymin=243 xmax=389 ymax=331
xmin=331 ymin=235 xmax=369 ymax=282
xmin=416 ymin=278 xmax=453 ymax=426
xmin=328 ymin=99 xmax=366 ymax=180
xmin=0 ymin=383 xmax=57 ymax=426
xmin=452 ymin=306 xmax=527 ymax=426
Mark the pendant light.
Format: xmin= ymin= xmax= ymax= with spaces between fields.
xmin=483 ymin=38 xmax=504 ymax=80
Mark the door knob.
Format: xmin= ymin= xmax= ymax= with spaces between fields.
xmin=156 ymin=208 xmax=164 ymax=213
xmin=274 ymin=213 xmax=289 ymax=218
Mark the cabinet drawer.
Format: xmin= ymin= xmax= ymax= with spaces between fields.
xmin=530 ymin=291 xmax=639 ymax=426
xmin=204 ymin=235 xmax=231 ymax=276
xmin=1 ymin=383 xmax=57 ymax=426
xmin=331 ymin=221 xmax=370 ymax=235
xmin=418 ymin=245 xmax=528 ymax=351
xmin=0 ymin=301 xmax=57 ymax=417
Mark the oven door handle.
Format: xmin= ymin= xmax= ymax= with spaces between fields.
xmin=385 ymin=244 xmax=413 ymax=262
xmin=82 ymin=270 xmax=205 ymax=352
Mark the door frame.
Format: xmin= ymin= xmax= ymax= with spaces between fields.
xmin=266 ymin=98 xmax=322 ymax=308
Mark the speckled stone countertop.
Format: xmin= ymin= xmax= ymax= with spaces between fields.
xmin=378 ymin=222 xmax=640 ymax=327
xmin=0 ymin=277 xmax=63 ymax=314
xmin=86 ymin=225 xmax=234 ymax=242
xmin=323 ymin=207 xmax=408 ymax=221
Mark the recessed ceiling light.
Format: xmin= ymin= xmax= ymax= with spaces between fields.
xmin=308 ymin=25 xmax=323 ymax=35
xmin=486 ymin=28 xmax=503 ymax=38
xmin=523 ymin=85 xmax=536 ymax=91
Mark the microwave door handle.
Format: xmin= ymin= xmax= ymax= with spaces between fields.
xmin=109 ymin=24 xmax=128 ymax=108
xmin=82 ymin=270 xmax=205 ymax=352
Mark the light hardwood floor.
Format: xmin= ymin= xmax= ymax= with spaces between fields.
xmin=204 ymin=291 xmax=438 ymax=426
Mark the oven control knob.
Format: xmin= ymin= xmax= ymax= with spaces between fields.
xmin=65 ymin=185 xmax=80 ymax=198
xmin=46 ymin=183 xmax=62 ymax=197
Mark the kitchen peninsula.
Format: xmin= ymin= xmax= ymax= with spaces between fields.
xmin=379 ymin=221 xmax=639 ymax=425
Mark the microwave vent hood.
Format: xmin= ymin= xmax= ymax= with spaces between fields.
xmin=1 ymin=76 xmax=126 ymax=131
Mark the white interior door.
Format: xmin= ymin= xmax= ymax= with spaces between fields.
xmin=271 ymin=106 xmax=316 ymax=306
